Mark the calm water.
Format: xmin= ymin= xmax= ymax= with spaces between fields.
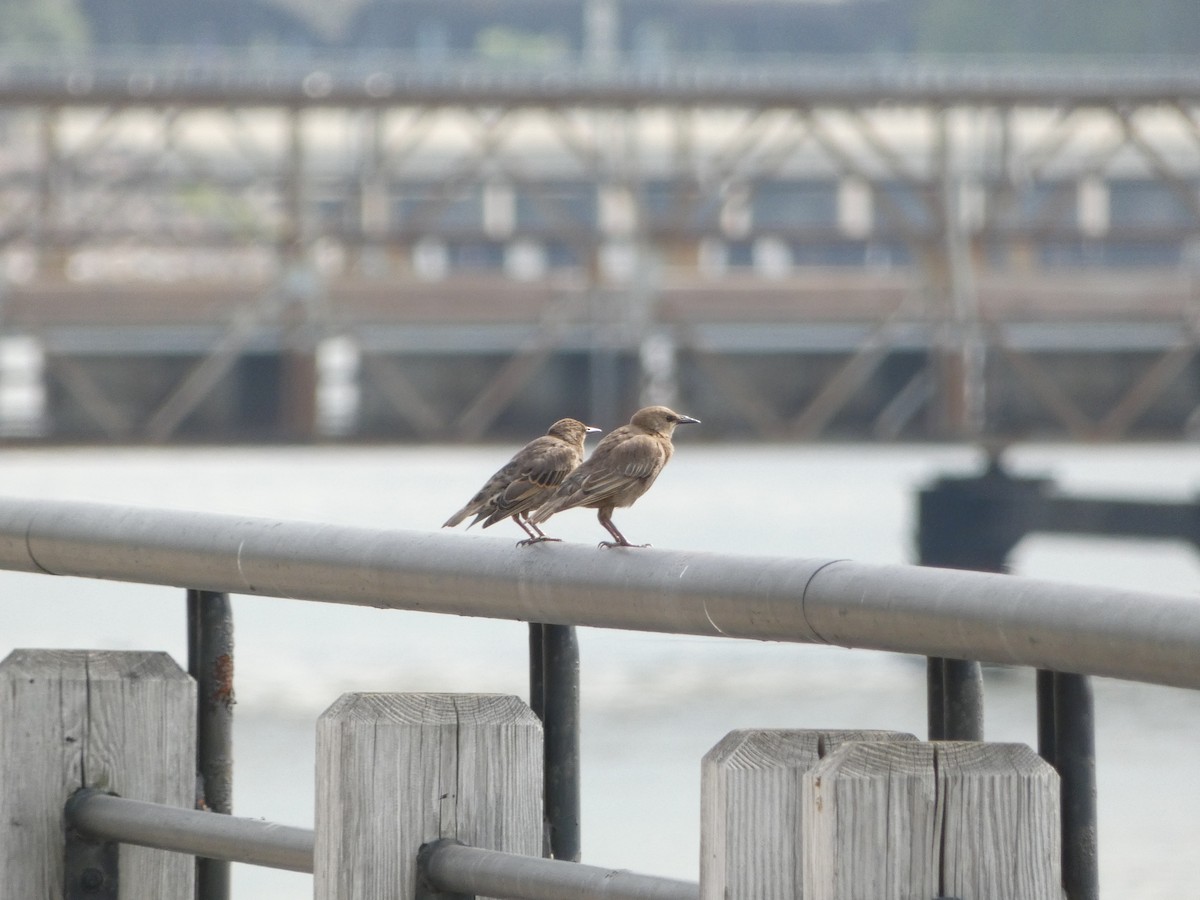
xmin=1 ymin=442 xmax=1199 ymax=898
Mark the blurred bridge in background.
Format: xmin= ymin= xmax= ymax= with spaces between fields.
xmin=1 ymin=54 xmax=1199 ymax=442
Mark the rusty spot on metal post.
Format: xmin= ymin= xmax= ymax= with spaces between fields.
xmin=210 ymin=653 xmax=235 ymax=709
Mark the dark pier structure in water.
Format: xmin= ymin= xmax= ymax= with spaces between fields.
xmin=2 ymin=54 xmax=1200 ymax=443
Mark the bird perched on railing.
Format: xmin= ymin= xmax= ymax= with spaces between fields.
xmin=529 ymin=405 xmax=700 ymax=548
xmin=443 ymin=417 xmax=601 ymax=545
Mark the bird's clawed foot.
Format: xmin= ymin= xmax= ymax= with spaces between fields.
xmin=517 ymin=536 xmax=563 ymax=547
xmin=596 ymin=512 xmax=646 ymax=549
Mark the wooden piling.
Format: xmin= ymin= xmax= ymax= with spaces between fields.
xmin=805 ymin=740 xmax=1063 ymax=900
xmin=700 ymin=729 xmax=917 ymax=899
xmin=314 ymin=692 xmax=543 ymax=900
xmin=704 ymin=731 xmax=1063 ymax=900
xmin=0 ymin=649 xmax=196 ymax=899
xmin=803 ymin=741 xmax=941 ymax=899
xmin=937 ymin=742 xmax=1062 ymax=899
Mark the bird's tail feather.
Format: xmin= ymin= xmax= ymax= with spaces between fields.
xmin=528 ymin=498 xmax=564 ymax=525
xmin=442 ymin=506 xmax=474 ymax=528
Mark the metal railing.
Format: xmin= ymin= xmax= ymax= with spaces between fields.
xmin=1 ymin=497 xmax=1197 ymax=687
xmin=4 ymin=495 xmax=1200 ymax=899
xmin=66 ymin=790 xmax=313 ymax=873
xmin=3 ymin=53 xmax=1200 ymax=106
xmin=63 ymin=791 xmax=700 ymax=900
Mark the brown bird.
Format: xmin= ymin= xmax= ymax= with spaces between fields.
xmin=443 ymin=417 xmax=601 ymax=545
xmin=529 ymin=405 xmax=700 ymax=548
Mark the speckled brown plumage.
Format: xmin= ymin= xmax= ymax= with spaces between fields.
xmin=443 ymin=417 xmax=601 ymax=545
xmin=529 ymin=406 xmax=699 ymax=548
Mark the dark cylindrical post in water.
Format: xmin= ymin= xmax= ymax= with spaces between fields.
xmin=542 ymin=624 xmax=582 ymax=862
xmin=188 ymin=589 xmax=235 ymax=900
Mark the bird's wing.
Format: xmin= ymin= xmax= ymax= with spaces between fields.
xmin=480 ymin=440 xmax=580 ymax=527
xmin=519 ymin=438 xmax=579 ymax=488
xmin=579 ymin=434 xmax=664 ymax=494
xmin=533 ymin=433 xmax=665 ymax=520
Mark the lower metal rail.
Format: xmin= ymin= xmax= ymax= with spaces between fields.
xmin=419 ymin=839 xmax=698 ymax=900
xmin=64 ymin=793 xmax=697 ymax=900
xmin=64 ymin=790 xmax=314 ymax=873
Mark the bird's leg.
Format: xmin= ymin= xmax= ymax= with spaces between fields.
xmin=597 ymin=510 xmax=649 ymax=549
xmin=516 ymin=514 xmax=561 ymax=547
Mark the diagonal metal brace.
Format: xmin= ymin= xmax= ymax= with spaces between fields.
xmin=64 ymin=790 xmax=119 ymax=900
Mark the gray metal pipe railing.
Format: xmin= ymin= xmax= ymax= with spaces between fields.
xmin=1 ymin=497 xmax=1200 ymax=689
xmin=63 ymin=793 xmax=698 ymax=900
xmin=65 ymin=790 xmax=314 ymax=873
xmin=419 ymin=840 xmax=698 ymax=900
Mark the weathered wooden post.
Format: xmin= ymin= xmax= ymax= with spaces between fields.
xmin=804 ymin=740 xmax=1062 ymax=900
xmin=0 ymin=649 xmax=196 ymax=899
xmin=936 ymin=742 xmax=1062 ymax=899
xmin=803 ymin=741 xmax=941 ymax=899
xmin=314 ymin=692 xmax=543 ymax=900
xmin=700 ymin=729 xmax=918 ymax=899
xmin=705 ymin=731 xmax=1062 ymax=900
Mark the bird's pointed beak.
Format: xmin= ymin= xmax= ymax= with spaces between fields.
xmin=677 ymin=415 xmax=701 ymax=425
xmin=585 ymin=425 xmax=603 ymax=434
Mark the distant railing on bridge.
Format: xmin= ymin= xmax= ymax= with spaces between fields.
xmin=2 ymin=496 xmax=1198 ymax=898
xmin=3 ymin=51 xmax=1200 ymax=105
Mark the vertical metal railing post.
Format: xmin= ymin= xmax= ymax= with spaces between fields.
xmin=187 ymin=589 xmax=235 ymax=900
xmin=927 ymin=657 xmax=984 ymax=741
xmin=1054 ymin=672 xmax=1098 ymax=900
xmin=533 ymin=623 xmax=581 ymax=863
xmin=1036 ymin=668 xmax=1057 ymax=765
xmin=926 ymin=657 xmax=946 ymax=740
xmin=941 ymin=657 xmax=985 ymax=740
xmin=529 ymin=623 xmax=550 ymax=857
xmin=529 ymin=624 xmax=545 ymax=722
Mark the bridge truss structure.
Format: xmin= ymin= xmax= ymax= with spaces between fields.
xmin=1 ymin=57 xmax=1199 ymax=441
